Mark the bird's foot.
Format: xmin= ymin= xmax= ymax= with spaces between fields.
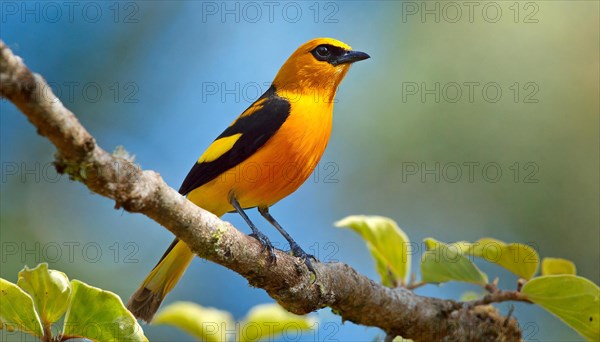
xmin=249 ymin=231 xmax=277 ymax=263
xmin=289 ymin=242 xmax=317 ymax=275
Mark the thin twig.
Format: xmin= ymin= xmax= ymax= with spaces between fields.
xmin=467 ymin=288 xmax=531 ymax=308
xmin=405 ymin=281 xmax=427 ymax=290
xmin=504 ymin=305 xmax=516 ymax=328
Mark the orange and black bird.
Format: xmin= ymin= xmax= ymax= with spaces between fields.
xmin=127 ymin=38 xmax=370 ymax=322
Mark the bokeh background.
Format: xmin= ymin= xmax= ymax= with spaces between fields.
xmin=1 ymin=1 xmax=598 ymax=341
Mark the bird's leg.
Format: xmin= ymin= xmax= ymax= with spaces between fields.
xmin=258 ymin=206 xmax=316 ymax=274
xmin=229 ymin=194 xmax=276 ymax=263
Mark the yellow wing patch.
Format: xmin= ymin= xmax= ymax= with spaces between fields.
xmin=198 ymin=133 xmax=242 ymax=163
xmin=226 ymin=98 xmax=267 ymax=127
xmin=239 ymin=98 xmax=266 ymax=118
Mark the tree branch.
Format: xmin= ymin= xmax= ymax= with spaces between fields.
xmin=467 ymin=283 xmax=531 ymax=308
xmin=0 ymin=40 xmax=522 ymax=341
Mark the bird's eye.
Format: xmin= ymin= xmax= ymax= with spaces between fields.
xmin=315 ymin=45 xmax=330 ymax=58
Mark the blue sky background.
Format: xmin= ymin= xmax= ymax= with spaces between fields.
xmin=1 ymin=1 xmax=599 ymax=341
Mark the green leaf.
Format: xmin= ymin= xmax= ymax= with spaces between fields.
xmin=366 ymin=244 xmax=396 ymax=288
xmin=238 ymin=303 xmax=316 ymax=342
xmin=152 ymin=301 xmax=233 ymax=342
xmin=522 ymin=275 xmax=599 ymax=341
xmin=421 ymin=238 xmax=488 ymax=285
xmin=17 ymin=263 xmax=71 ymax=325
xmin=336 ymin=215 xmax=411 ymax=286
xmin=542 ymin=257 xmax=577 ymax=275
xmin=467 ymin=238 xmax=539 ymax=280
xmin=0 ymin=278 xmax=44 ymax=338
xmin=62 ymin=280 xmax=147 ymax=342
xmin=459 ymin=290 xmax=484 ymax=302
xmin=427 ymin=238 xmax=539 ymax=280
xmin=393 ymin=336 xmax=414 ymax=342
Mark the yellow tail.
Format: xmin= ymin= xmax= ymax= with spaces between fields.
xmin=127 ymin=239 xmax=194 ymax=322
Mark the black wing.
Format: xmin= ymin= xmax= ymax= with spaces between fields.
xmin=178 ymin=86 xmax=290 ymax=195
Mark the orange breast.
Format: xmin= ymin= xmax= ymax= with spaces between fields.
xmin=187 ymin=98 xmax=334 ymax=215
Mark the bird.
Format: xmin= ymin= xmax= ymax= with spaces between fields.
xmin=127 ymin=38 xmax=370 ymax=322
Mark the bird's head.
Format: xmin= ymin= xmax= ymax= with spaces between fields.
xmin=273 ymin=38 xmax=370 ymax=102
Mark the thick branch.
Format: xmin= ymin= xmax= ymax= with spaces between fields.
xmin=0 ymin=40 xmax=521 ymax=341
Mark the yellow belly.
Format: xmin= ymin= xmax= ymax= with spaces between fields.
xmin=187 ymin=99 xmax=334 ymax=215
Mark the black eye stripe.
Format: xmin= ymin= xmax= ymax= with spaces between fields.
xmin=316 ymin=46 xmax=330 ymax=57
xmin=311 ymin=44 xmax=345 ymax=62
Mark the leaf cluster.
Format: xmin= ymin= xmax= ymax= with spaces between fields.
xmin=1 ymin=263 xmax=147 ymax=342
xmin=336 ymin=215 xmax=599 ymax=341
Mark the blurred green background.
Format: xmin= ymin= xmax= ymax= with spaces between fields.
xmin=1 ymin=1 xmax=598 ymax=341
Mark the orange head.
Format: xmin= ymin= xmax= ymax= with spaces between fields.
xmin=272 ymin=38 xmax=370 ymax=102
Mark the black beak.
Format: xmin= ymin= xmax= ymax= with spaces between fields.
xmin=332 ymin=50 xmax=370 ymax=65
